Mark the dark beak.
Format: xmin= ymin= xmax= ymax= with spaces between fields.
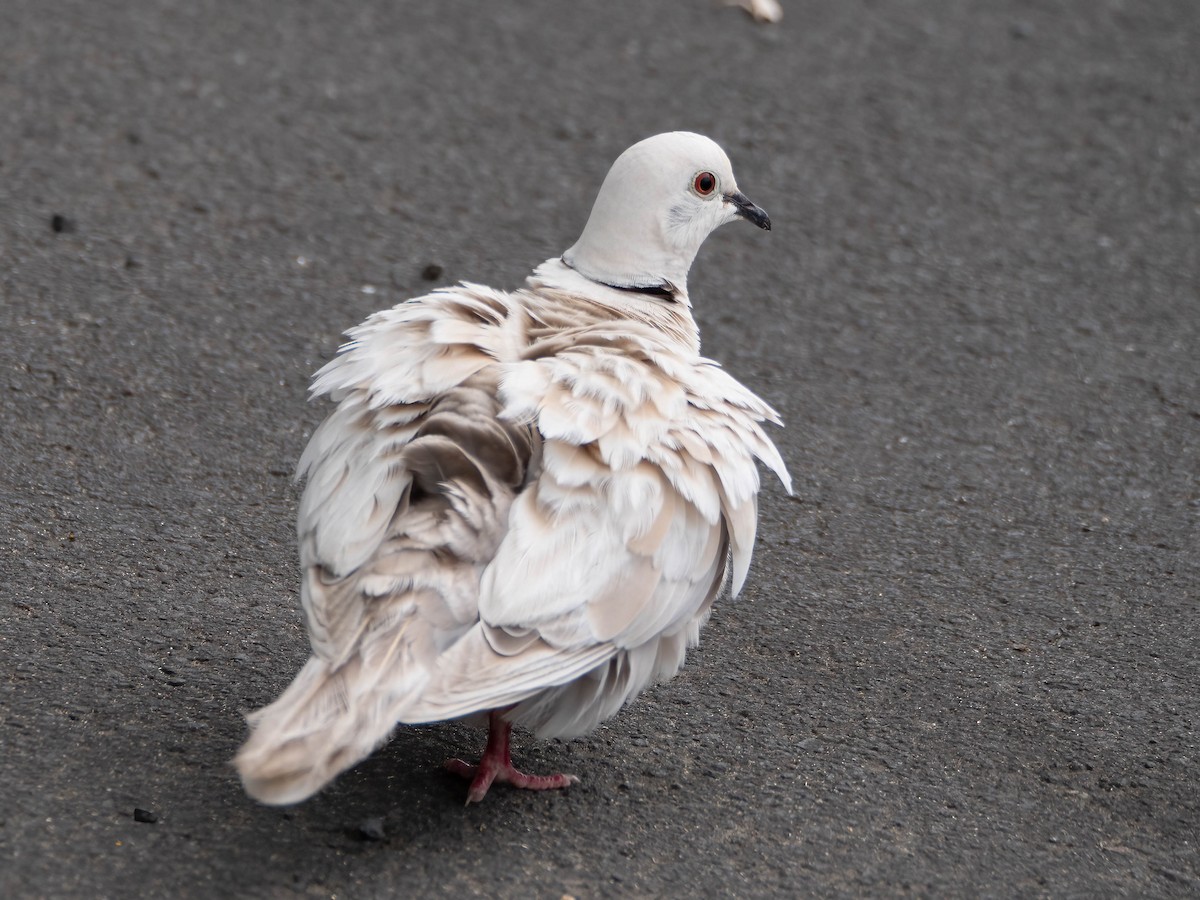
xmin=727 ymin=190 xmax=771 ymax=231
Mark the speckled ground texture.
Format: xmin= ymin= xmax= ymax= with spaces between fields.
xmin=2 ymin=1 xmax=1197 ymax=897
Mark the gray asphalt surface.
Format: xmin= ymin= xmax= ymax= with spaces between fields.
xmin=2 ymin=1 xmax=1198 ymax=896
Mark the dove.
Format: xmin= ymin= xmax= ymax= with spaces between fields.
xmin=235 ymin=131 xmax=791 ymax=806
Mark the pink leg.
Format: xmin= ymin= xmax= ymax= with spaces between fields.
xmin=444 ymin=710 xmax=579 ymax=804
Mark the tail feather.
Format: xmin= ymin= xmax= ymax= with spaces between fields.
xmin=235 ymin=648 xmax=430 ymax=805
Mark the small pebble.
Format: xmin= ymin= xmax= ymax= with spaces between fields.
xmin=358 ymin=816 xmax=386 ymax=841
xmin=133 ymin=808 xmax=158 ymax=824
xmin=51 ymin=214 xmax=72 ymax=234
xmin=421 ymin=263 xmax=444 ymax=281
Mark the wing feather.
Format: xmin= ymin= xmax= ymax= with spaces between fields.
xmin=406 ymin=331 xmax=789 ymax=731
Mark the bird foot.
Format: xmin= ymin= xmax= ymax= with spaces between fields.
xmin=444 ymin=710 xmax=579 ymax=804
xmin=444 ymin=756 xmax=579 ymax=805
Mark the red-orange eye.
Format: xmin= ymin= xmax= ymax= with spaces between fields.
xmin=693 ymin=171 xmax=717 ymax=196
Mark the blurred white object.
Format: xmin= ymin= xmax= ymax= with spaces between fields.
xmin=729 ymin=0 xmax=783 ymax=23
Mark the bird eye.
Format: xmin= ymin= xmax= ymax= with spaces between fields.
xmin=692 ymin=171 xmax=717 ymax=197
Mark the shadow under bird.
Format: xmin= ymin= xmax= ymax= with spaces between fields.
xmin=235 ymin=131 xmax=790 ymax=805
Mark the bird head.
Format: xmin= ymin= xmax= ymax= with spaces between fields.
xmin=562 ymin=131 xmax=770 ymax=297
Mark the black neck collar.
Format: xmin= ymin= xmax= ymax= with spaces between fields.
xmin=601 ymin=280 xmax=677 ymax=300
xmin=561 ymin=257 xmax=679 ymax=302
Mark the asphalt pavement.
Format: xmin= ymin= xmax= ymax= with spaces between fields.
xmin=1 ymin=1 xmax=1197 ymax=896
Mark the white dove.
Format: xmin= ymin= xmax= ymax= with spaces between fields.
xmin=235 ymin=131 xmax=791 ymax=805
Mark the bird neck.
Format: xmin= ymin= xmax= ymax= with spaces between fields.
xmin=525 ymin=259 xmax=701 ymax=355
xmin=563 ymin=261 xmax=682 ymax=303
